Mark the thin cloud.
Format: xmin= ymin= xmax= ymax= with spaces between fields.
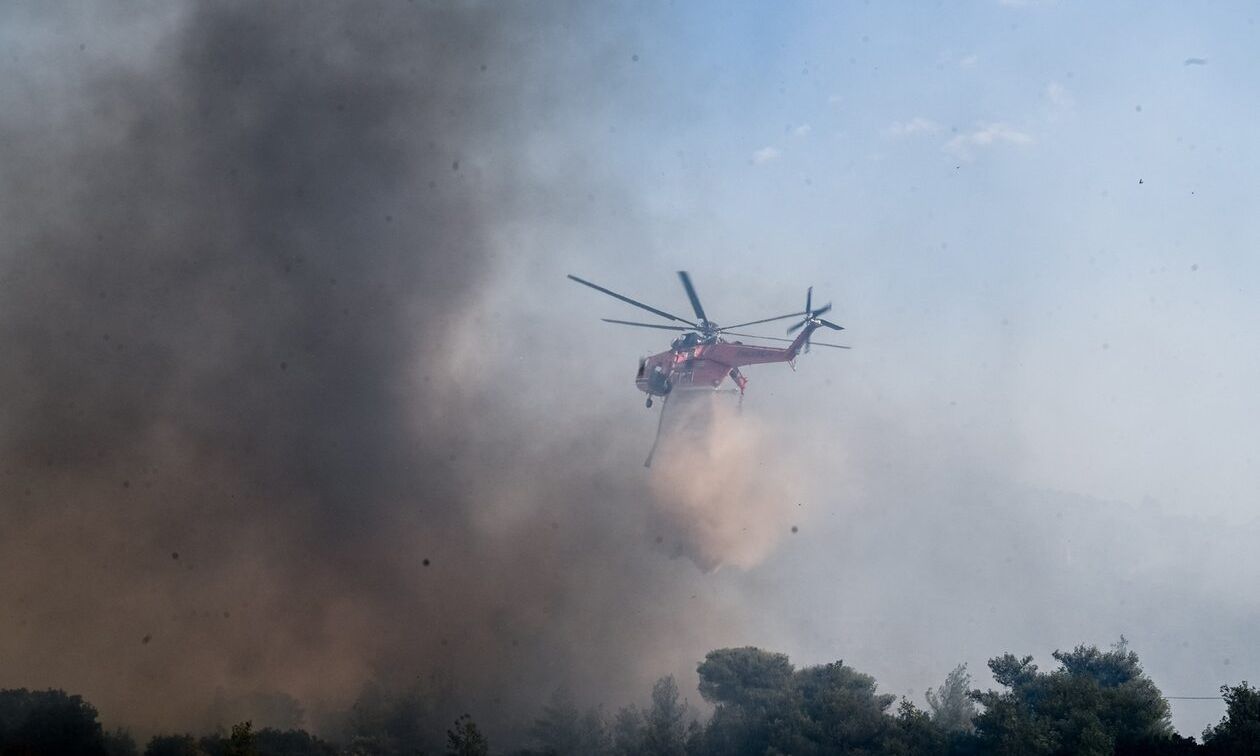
xmin=959 ymin=53 xmax=979 ymax=68
xmin=945 ymin=122 xmax=1033 ymax=159
xmin=885 ymin=117 xmax=940 ymax=138
xmin=751 ymin=146 xmax=781 ymax=164
xmin=792 ymin=123 xmax=812 ymax=138
xmin=1045 ymin=81 xmax=1074 ymax=109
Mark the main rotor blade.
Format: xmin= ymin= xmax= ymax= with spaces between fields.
xmin=601 ymin=318 xmax=693 ymax=331
xmin=722 ymin=332 xmax=850 ymax=349
xmin=718 ymin=311 xmax=808 ymax=331
xmin=677 ymin=271 xmax=707 ymax=323
xmin=568 ymin=274 xmax=697 ymax=326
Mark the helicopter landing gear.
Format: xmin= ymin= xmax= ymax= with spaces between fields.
xmin=645 ymin=396 xmax=653 ymax=408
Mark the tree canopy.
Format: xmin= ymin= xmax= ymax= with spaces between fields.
xmin=971 ymin=639 xmax=1176 ymax=756
xmin=1201 ymin=681 xmax=1260 ymax=755
xmin=0 ymin=688 xmax=107 ymax=755
xmin=0 ymin=640 xmax=1240 ymax=755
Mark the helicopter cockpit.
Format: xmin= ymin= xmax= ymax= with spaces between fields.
xmin=671 ymin=332 xmax=701 ymax=351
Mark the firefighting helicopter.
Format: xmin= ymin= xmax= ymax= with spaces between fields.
xmin=569 ymin=271 xmax=848 ymax=464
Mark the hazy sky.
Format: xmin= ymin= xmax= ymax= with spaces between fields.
xmin=505 ymin=0 xmax=1260 ymax=736
xmin=3 ymin=0 xmax=1258 ymax=742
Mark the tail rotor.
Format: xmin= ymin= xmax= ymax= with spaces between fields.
xmin=786 ymin=287 xmax=841 ymax=352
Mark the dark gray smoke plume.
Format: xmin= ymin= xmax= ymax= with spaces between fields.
xmin=0 ymin=1 xmax=749 ymax=742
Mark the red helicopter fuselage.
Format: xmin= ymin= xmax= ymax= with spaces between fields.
xmin=635 ymin=322 xmax=822 ymax=398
